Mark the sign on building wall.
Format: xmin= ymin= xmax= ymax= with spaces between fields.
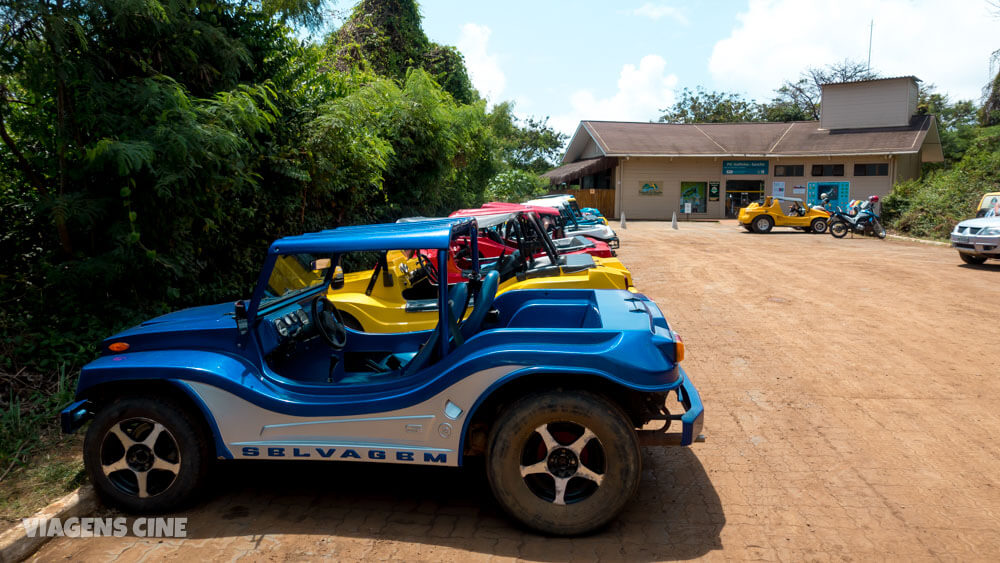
xmin=722 ymin=160 xmax=769 ymax=175
xmin=807 ymin=181 xmax=849 ymax=209
xmin=680 ymin=182 xmax=707 ymax=213
xmin=709 ymin=181 xmax=720 ymax=201
xmin=773 ymin=181 xmax=785 ymax=197
xmin=639 ymin=181 xmax=662 ymax=195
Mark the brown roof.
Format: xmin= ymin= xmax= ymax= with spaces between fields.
xmin=571 ymin=115 xmax=938 ymax=160
xmin=542 ymin=156 xmax=616 ymax=184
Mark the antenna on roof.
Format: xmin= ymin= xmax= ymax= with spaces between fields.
xmin=867 ymin=20 xmax=873 ymax=72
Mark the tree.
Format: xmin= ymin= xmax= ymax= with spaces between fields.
xmin=659 ymin=87 xmax=762 ymax=123
xmin=981 ymin=50 xmax=1000 ymax=127
xmin=488 ymin=103 xmax=566 ymax=174
xmin=327 ymin=0 xmax=476 ymax=104
xmin=771 ymin=60 xmax=880 ymax=120
xmin=916 ymin=85 xmax=979 ymax=164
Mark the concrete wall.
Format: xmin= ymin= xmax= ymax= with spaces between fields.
xmin=821 ymin=78 xmax=917 ymax=130
xmin=615 ymin=155 xmax=902 ymax=219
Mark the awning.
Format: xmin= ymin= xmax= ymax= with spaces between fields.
xmin=542 ymin=156 xmax=617 ymax=185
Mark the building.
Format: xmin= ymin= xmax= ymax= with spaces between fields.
xmin=544 ymin=76 xmax=943 ymax=219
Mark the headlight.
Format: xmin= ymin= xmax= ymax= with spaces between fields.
xmin=982 ymin=227 xmax=1000 ymax=235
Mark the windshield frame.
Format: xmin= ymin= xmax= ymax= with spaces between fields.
xmin=255 ymin=253 xmax=334 ymax=317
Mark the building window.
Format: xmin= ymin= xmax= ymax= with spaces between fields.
xmin=774 ymin=165 xmax=804 ymax=177
xmin=581 ymin=170 xmax=613 ymax=189
xmin=680 ymin=181 xmax=707 ymax=213
xmin=811 ymin=164 xmax=844 ymax=177
xmin=854 ymin=163 xmax=888 ymax=176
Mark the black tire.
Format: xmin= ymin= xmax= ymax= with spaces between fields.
xmin=84 ymin=396 xmax=211 ymax=513
xmin=872 ymin=219 xmax=886 ymax=239
xmin=753 ymin=215 xmax=774 ymax=234
xmin=960 ymin=253 xmax=988 ymax=265
xmin=486 ymin=391 xmax=641 ymax=536
xmin=830 ymin=220 xmax=848 ymax=238
xmin=810 ymin=218 xmax=828 ymax=234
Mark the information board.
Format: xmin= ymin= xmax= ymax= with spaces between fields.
xmin=722 ymin=160 xmax=769 ymax=175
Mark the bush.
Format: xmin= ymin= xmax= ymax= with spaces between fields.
xmin=883 ymin=126 xmax=1000 ymax=239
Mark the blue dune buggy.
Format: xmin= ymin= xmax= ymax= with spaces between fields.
xmin=61 ymin=217 xmax=703 ymax=535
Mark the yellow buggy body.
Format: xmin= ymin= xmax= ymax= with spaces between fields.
xmin=738 ymin=196 xmax=830 ymax=234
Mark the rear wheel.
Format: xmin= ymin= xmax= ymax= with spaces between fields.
xmin=753 ymin=215 xmax=774 ymax=234
xmin=486 ymin=391 xmax=640 ymax=536
xmin=830 ymin=220 xmax=848 ymax=238
xmin=960 ymin=253 xmax=988 ymax=265
xmin=810 ymin=218 xmax=828 ymax=234
xmin=84 ymin=396 xmax=211 ymax=513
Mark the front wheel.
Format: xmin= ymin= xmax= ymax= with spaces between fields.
xmin=84 ymin=396 xmax=211 ymax=513
xmin=960 ymin=253 xmax=988 ymax=265
xmin=872 ymin=219 xmax=886 ymax=239
xmin=810 ymin=218 xmax=828 ymax=234
xmin=486 ymin=391 xmax=641 ymax=536
xmin=753 ymin=215 xmax=774 ymax=234
xmin=830 ymin=220 xmax=848 ymax=238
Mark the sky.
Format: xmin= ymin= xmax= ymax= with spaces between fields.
xmin=334 ymin=1 xmax=1000 ymax=137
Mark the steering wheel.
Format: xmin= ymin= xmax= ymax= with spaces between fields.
xmin=311 ymin=296 xmax=348 ymax=349
xmin=416 ymin=253 xmax=439 ymax=284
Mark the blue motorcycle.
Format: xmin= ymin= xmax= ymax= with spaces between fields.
xmin=823 ymin=195 xmax=886 ymax=239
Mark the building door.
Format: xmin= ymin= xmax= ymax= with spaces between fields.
xmin=725 ymin=180 xmax=764 ymax=218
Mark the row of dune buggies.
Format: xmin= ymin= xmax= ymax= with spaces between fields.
xmin=61 ymin=193 xmax=704 ymax=535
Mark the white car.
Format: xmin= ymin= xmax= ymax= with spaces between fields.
xmin=951 ymin=216 xmax=1000 ymax=265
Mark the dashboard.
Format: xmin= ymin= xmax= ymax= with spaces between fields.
xmin=258 ymin=302 xmax=314 ymax=356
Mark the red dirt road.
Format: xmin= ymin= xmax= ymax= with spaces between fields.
xmin=30 ymin=221 xmax=1000 ymax=561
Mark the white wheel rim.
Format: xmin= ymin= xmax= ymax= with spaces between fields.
xmin=519 ymin=422 xmax=606 ymax=505
xmin=100 ymin=417 xmax=181 ymax=498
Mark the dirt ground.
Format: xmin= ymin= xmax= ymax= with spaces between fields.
xmin=29 ymin=220 xmax=1000 ymax=561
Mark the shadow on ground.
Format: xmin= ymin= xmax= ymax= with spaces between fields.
xmin=144 ymin=448 xmax=723 ymax=560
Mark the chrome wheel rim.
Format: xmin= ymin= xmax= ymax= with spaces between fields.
xmin=100 ymin=417 xmax=181 ymax=498
xmin=519 ymin=422 xmax=605 ymax=505
xmin=755 ymin=218 xmax=769 ymax=231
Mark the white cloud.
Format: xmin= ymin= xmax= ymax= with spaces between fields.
xmin=709 ymin=0 xmax=998 ymax=102
xmin=550 ymin=55 xmax=679 ymax=137
xmin=456 ymin=23 xmax=506 ymax=103
xmin=630 ymin=2 xmax=690 ymax=25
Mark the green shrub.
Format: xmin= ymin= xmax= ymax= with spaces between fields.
xmin=883 ymin=126 xmax=1000 ymax=239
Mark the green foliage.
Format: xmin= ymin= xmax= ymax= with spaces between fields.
xmin=770 ymin=60 xmax=879 ymax=121
xmin=487 ymin=102 xmax=566 ymax=174
xmin=883 ymin=126 xmax=1000 ymax=239
xmin=485 ymin=169 xmax=548 ymax=202
xmin=327 ymin=0 xmax=477 ymax=104
xmin=660 ymin=87 xmax=763 ymax=123
xmin=1 ymin=365 xmax=76 ymax=470
xmin=981 ymin=52 xmax=1000 ymax=127
xmin=658 ymin=61 xmax=878 ymax=124
xmin=916 ymin=85 xmax=979 ymax=165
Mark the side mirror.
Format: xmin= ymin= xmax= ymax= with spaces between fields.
xmin=331 ymin=266 xmax=345 ymax=290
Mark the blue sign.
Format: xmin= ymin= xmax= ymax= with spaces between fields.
xmin=807 ymin=181 xmax=850 ymax=209
xmin=722 ymin=160 xmax=769 ymax=175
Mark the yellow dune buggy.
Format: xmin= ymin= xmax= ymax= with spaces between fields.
xmin=738 ymin=196 xmax=830 ymax=234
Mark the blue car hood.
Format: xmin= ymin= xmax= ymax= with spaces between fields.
xmin=119 ymin=302 xmax=237 ymax=337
